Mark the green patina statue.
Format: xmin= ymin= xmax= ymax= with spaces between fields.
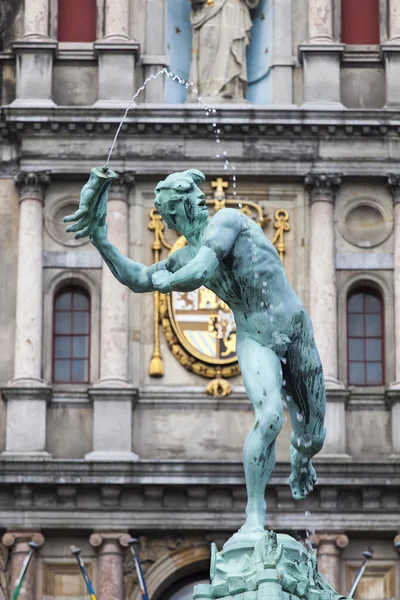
xmin=65 ymin=167 xmax=345 ymax=600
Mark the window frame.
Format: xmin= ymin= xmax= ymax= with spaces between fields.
xmin=43 ymin=272 xmax=101 ymax=388
xmin=52 ymin=286 xmax=91 ymax=384
xmin=346 ymin=288 xmax=385 ymax=386
xmin=337 ymin=272 xmax=394 ymax=389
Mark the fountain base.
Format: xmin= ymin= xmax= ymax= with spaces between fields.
xmin=193 ymin=530 xmax=349 ymax=600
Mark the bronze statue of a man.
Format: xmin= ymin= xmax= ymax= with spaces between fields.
xmin=65 ymin=167 xmax=326 ymax=533
xmin=188 ymin=0 xmax=260 ymax=102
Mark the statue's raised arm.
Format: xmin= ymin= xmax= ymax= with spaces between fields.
xmin=63 ymin=166 xmax=180 ymax=293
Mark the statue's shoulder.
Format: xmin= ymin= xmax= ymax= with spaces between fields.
xmin=210 ymin=207 xmax=242 ymax=226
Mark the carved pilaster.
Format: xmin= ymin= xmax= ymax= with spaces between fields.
xmin=90 ymin=533 xmax=131 ymax=600
xmin=2 ymin=532 xmax=44 ymax=600
xmin=305 ymin=173 xmax=343 ymax=392
xmin=310 ymin=533 xmax=349 ymax=591
xmin=305 ymin=173 xmax=342 ymax=203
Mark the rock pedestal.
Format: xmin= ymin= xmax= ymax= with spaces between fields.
xmin=193 ymin=530 xmax=349 ymax=600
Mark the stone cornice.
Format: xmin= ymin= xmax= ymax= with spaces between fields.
xmin=2 ymin=106 xmax=400 ymax=139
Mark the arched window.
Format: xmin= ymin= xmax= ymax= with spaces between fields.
xmin=347 ymin=289 xmax=384 ymax=386
xmin=341 ymin=0 xmax=380 ymax=45
xmin=53 ymin=287 xmax=90 ymax=383
xmin=58 ymin=0 xmax=97 ymax=42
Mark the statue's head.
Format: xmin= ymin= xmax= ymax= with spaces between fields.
xmin=154 ymin=169 xmax=208 ymax=232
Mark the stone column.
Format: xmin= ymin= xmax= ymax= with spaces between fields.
xmin=143 ymin=0 xmax=168 ymax=102
xmin=11 ymin=0 xmax=56 ymax=107
xmin=305 ymin=173 xmax=342 ymax=387
xmin=306 ymin=174 xmax=347 ymax=455
xmin=271 ymin=0 xmax=295 ymax=105
xmin=386 ymin=176 xmax=400 ymax=455
xmin=382 ymin=7 xmax=400 ymax=110
xmin=388 ymin=175 xmax=400 ymax=386
xmin=299 ymin=0 xmax=344 ymax=107
xmin=86 ymin=174 xmax=138 ymax=461
xmin=310 ymin=533 xmax=349 ymax=592
xmin=94 ymin=1 xmax=140 ymax=106
xmin=89 ymin=533 xmax=131 ymax=600
xmin=2 ymin=173 xmax=51 ymax=457
xmin=2 ymin=532 xmax=44 ymax=600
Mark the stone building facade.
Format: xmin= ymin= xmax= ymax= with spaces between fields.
xmin=0 ymin=0 xmax=399 ymax=598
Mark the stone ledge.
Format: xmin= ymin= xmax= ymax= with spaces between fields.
xmin=0 ymin=459 xmax=398 ymax=485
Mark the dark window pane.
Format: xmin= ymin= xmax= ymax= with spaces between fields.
xmin=73 ymin=311 xmax=89 ymax=334
xmin=72 ymin=359 xmax=88 ymax=382
xmin=73 ymin=336 xmax=89 ymax=358
xmin=54 ymin=360 xmax=70 ymax=382
xmin=73 ymin=291 xmax=89 ymax=310
xmin=348 ymin=293 xmax=364 ymax=313
xmin=55 ymin=336 xmax=71 ymax=358
xmin=348 ymin=314 xmax=364 ymax=337
xmin=55 ymin=312 xmax=72 ymax=334
xmin=365 ymin=314 xmax=382 ymax=337
xmin=366 ymin=338 xmax=382 ymax=361
xmin=365 ymin=293 xmax=381 ymax=313
xmin=349 ymin=338 xmax=365 ymax=361
xmin=366 ymin=362 xmax=383 ymax=385
xmin=55 ymin=292 xmax=72 ymax=310
xmin=349 ymin=362 xmax=365 ymax=385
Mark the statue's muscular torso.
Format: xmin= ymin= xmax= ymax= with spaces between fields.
xmin=167 ymin=210 xmax=307 ymax=357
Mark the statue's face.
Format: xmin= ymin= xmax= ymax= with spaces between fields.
xmin=155 ymin=186 xmax=208 ymax=231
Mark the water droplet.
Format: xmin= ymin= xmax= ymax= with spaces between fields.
xmin=301 ymin=467 xmax=307 ymax=474
xmin=269 ymin=316 xmax=274 ymax=322
xmin=282 ymin=379 xmax=286 ymax=386
xmin=283 ymin=400 xmax=288 ymax=408
xmin=212 ymin=108 xmax=217 ymax=113
xmin=212 ymin=122 xmax=217 ymax=127
xmin=302 ymin=457 xmax=308 ymax=464
xmin=296 ymin=412 xmax=304 ymax=422
xmin=305 ymin=511 xmax=311 ymax=518
xmin=281 ymin=357 xmax=287 ymax=364
xmin=252 ymin=256 xmax=257 ymax=262
xmin=223 ymin=151 xmax=227 ymax=156
xmin=216 ymin=139 xmax=221 ymax=144
xmin=217 ymin=129 xmax=221 ymax=134
xmin=269 ymin=304 xmax=273 ymax=309
xmin=286 ymin=395 xmax=291 ymax=402
xmin=262 ymin=281 xmax=267 ymax=287
xmin=262 ymin=288 xmax=266 ymax=294
xmin=254 ymin=273 xmax=259 ymax=279
xmin=260 ymin=301 xmax=265 ymax=307
xmin=239 ymin=203 xmax=243 ymax=208
xmin=232 ymin=166 xmax=236 ymax=170
xmin=299 ymin=433 xmax=312 ymax=448
xmin=224 ymin=164 xmax=228 ymax=170
xmin=233 ymin=175 xmax=236 ymax=181
xmin=216 ymin=154 xmax=220 ymax=158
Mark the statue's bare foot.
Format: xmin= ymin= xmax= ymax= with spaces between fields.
xmin=289 ymin=445 xmax=317 ymax=500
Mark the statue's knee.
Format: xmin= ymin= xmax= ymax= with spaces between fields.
xmin=257 ymin=407 xmax=283 ymax=439
xmin=291 ymin=426 xmax=326 ymax=456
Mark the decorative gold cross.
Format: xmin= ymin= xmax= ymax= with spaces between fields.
xmin=211 ymin=177 xmax=228 ymax=199
xmin=207 ymin=0 xmax=214 ymax=5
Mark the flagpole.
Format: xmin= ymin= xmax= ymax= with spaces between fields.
xmin=349 ymin=549 xmax=373 ymax=598
xmin=71 ymin=546 xmax=97 ymax=600
xmin=127 ymin=538 xmax=149 ymax=600
xmin=11 ymin=541 xmax=41 ymax=600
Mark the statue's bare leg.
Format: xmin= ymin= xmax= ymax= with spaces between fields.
xmin=281 ymin=316 xmax=326 ymax=500
xmin=236 ymin=336 xmax=283 ymax=531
